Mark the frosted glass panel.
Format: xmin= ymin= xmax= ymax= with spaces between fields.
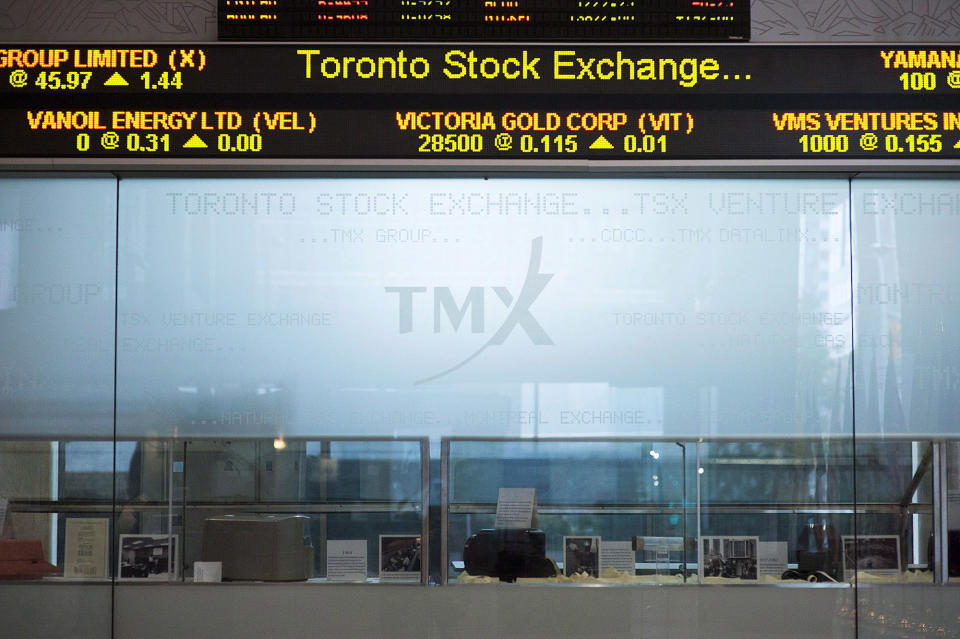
xmin=853 ymin=179 xmax=960 ymax=437
xmin=0 ymin=176 xmax=116 ymax=438
xmin=117 ymin=178 xmax=850 ymax=439
xmin=0 ymin=176 xmax=115 ymax=633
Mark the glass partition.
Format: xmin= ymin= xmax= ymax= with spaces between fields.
xmin=0 ymin=176 xmax=117 ymax=571
xmin=0 ymin=176 xmax=116 ymax=637
xmin=1 ymin=174 xmax=959 ymax=639
xmin=852 ymin=178 xmax=960 ymax=585
xmin=114 ymin=177 xmax=850 ymax=441
xmin=851 ymin=179 xmax=960 ymax=639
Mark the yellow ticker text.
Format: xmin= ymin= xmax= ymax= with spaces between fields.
xmin=25 ymin=111 xmax=245 ymax=131
xmin=0 ymin=49 xmax=158 ymax=68
xmin=771 ymin=112 xmax=941 ymax=132
xmin=295 ymin=48 xmax=737 ymax=87
xmin=879 ymin=50 xmax=960 ymax=69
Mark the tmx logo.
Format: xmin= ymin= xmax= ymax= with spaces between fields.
xmin=385 ymin=237 xmax=553 ymax=384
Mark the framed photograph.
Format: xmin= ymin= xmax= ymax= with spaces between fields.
xmin=700 ymin=536 xmax=758 ymax=580
xmin=841 ymin=535 xmax=900 ymax=582
xmin=118 ymin=534 xmax=179 ymax=580
xmin=563 ymin=536 xmax=601 ymax=578
xmin=378 ymin=535 xmax=421 ymax=581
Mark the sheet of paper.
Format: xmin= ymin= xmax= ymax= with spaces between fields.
xmin=64 ymin=518 xmax=109 ymax=579
xmin=600 ymin=541 xmax=635 ymax=575
xmin=494 ymin=488 xmax=536 ymax=529
xmin=327 ymin=540 xmax=367 ymax=581
xmin=757 ymin=541 xmax=788 ymax=577
xmin=193 ymin=561 xmax=222 ymax=582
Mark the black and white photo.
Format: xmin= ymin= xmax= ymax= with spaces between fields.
xmin=118 ymin=534 xmax=179 ymax=580
xmin=701 ymin=536 xmax=758 ymax=580
xmin=842 ymin=535 xmax=900 ymax=581
xmin=379 ymin=535 xmax=421 ymax=580
xmin=563 ymin=536 xmax=601 ymax=578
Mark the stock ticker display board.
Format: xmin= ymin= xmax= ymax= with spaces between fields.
xmin=218 ymin=0 xmax=751 ymax=41
xmin=0 ymin=45 xmax=960 ymax=162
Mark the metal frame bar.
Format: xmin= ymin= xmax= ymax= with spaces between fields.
xmin=166 ymin=438 xmax=175 ymax=581
xmin=7 ymin=501 xmax=423 ymax=514
xmin=899 ymin=443 xmax=933 ymax=508
xmin=11 ymin=500 xmax=932 ymax=516
xmin=317 ymin=440 xmax=330 ymax=579
xmin=440 ymin=438 xmax=450 ymax=585
xmin=696 ymin=441 xmax=703 ymax=584
xmin=932 ymin=441 xmax=949 ymax=585
xmin=443 ymin=503 xmax=928 ymax=515
xmin=439 ymin=434 xmax=939 ymax=443
xmin=678 ymin=442 xmax=687 ymax=583
xmin=420 ymin=438 xmax=430 ymax=586
xmin=6 ymin=433 xmax=948 ymax=443
xmin=1 ymin=158 xmax=958 ymax=174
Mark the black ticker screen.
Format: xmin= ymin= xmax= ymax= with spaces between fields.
xmin=1 ymin=45 xmax=960 ymax=162
xmin=218 ymin=0 xmax=750 ymax=41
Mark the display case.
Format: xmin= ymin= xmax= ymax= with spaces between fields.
xmin=443 ymin=437 xmax=942 ymax=586
xmin=1 ymin=437 xmax=429 ymax=583
xmin=442 ymin=438 xmax=692 ymax=584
